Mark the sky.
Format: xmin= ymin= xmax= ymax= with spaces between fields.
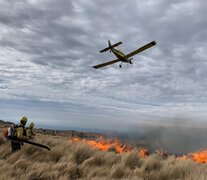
xmin=0 ymin=0 xmax=207 ymax=130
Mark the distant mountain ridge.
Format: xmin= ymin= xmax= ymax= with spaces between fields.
xmin=0 ymin=119 xmax=102 ymax=139
xmin=0 ymin=119 xmax=14 ymax=125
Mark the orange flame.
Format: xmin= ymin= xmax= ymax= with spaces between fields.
xmin=178 ymin=150 xmax=207 ymax=163
xmin=69 ymin=137 xmax=134 ymax=153
xmin=189 ymin=150 xmax=207 ymax=163
xmin=69 ymin=136 xmax=207 ymax=163
xmin=138 ymin=148 xmax=149 ymax=157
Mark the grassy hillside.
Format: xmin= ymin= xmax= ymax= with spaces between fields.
xmin=0 ymin=133 xmax=207 ymax=180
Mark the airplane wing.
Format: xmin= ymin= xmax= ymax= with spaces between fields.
xmin=93 ymin=59 xmax=120 ymax=69
xmin=124 ymin=41 xmax=156 ymax=58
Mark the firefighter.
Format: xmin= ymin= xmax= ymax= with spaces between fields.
xmin=26 ymin=122 xmax=35 ymax=140
xmin=11 ymin=116 xmax=28 ymax=152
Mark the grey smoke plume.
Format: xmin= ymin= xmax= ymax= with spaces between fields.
xmin=117 ymin=117 xmax=207 ymax=154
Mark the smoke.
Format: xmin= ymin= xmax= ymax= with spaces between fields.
xmin=115 ymin=117 xmax=207 ymax=154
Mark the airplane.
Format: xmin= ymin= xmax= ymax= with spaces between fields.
xmin=93 ymin=40 xmax=156 ymax=69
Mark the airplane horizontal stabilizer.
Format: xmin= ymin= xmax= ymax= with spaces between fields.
xmin=99 ymin=41 xmax=122 ymax=53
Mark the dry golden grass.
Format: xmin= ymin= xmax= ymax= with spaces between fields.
xmin=0 ymin=133 xmax=207 ymax=180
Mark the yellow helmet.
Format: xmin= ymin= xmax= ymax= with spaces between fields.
xmin=20 ymin=116 xmax=28 ymax=124
xmin=30 ymin=122 xmax=34 ymax=128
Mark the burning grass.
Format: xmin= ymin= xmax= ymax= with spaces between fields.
xmin=69 ymin=136 xmax=133 ymax=153
xmin=191 ymin=150 xmax=207 ymax=163
xmin=0 ymin=134 xmax=207 ymax=180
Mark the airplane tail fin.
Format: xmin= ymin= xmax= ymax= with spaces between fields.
xmin=99 ymin=41 xmax=122 ymax=53
xmin=108 ymin=40 xmax=112 ymax=48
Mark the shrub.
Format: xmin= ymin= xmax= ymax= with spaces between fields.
xmin=73 ymin=144 xmax=95 ymax=164
xmin=123 ymin=150 xmax=142 ymax=169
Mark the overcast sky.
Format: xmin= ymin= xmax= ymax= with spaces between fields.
xmin=0 ymin=0 xmax=207 ymax=130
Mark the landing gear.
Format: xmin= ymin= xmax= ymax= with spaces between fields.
xmin=119 ymin=60 xmax=132 ymax=68
xmin=129 ymin=58 xmax=133 ymax=64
